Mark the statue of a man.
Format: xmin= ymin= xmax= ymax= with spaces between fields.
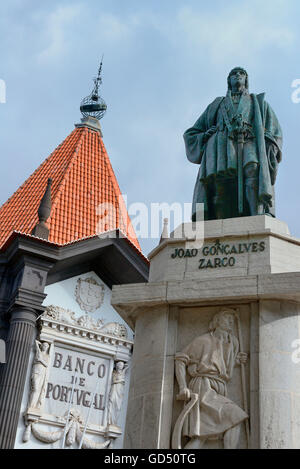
xmin=184 ymin=67 xmax=282 ymax=221
xmin=173 ymin=310 xmax=248 ymax=449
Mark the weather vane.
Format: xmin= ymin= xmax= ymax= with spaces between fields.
xmin=80 ymin=57 xmax=107 ymax=120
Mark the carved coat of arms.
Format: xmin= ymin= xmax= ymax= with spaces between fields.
xmin=75 ymin=277 xmax=104 ymax=313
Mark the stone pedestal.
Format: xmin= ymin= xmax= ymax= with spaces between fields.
xmin=112 ymin=216 xmax=300 ymax=449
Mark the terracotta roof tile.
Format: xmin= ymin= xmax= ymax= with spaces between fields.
xmin=0 ymin=125 xmax=141 ymax=252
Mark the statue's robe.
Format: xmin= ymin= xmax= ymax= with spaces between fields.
xmin=184 ymin=92 xmax=282 ymax=219
xmin=177 ymin=331 xmax=248 ymax=439
xmin=108 ymin=370 xmax=126 ymax=426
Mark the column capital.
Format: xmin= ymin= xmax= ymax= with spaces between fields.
xmin=9 ymin=305 xmax=39 ymax=326
xmin=8 ymin=287 xmax=46 ymax=315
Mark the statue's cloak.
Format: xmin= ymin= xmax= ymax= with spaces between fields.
xmin=184 ymin=93 xmax=282 ymax=218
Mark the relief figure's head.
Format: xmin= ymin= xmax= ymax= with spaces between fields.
xmin=115 ymin=361 xmax=125 ymax=371
xmin=209 ymin=309 xmax=236 ymax=333
xmin=41 ymin=342 xmax=50 ymax=353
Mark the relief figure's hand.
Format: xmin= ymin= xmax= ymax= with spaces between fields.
xmin=176 ymin=387 xmax=191 ymax=401
xmin=236 ymin=352 xmax=248 ymax=365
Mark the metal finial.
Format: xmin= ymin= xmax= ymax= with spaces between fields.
xmin=31 ymin=178 xmax=52 ymax=240
xmin=80 ymin=57 xmax=107 ymax=120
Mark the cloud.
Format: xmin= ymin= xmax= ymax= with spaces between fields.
xmin=160 ymin=0 xmax=296 ymax=66
xmin=35 ymin=5 xmax=144 ymax=64
xmin=37 ymin=4 xmax=83 ymax=63
xmin=97 ymin=12 xmax=140 ymax=43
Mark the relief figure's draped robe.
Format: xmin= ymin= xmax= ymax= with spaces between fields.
xmin=177 ymin=332 xmax=248 ymax=438
xmin=107 ymin=370 xmax=126 ymax=426
xmin=29 ymin=348 xmax=49 ymax=409
xmin=184 ymin=93 xmax=282 ymax=218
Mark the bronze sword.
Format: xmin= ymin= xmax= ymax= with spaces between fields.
xmin=237 ymin=130 xmax=244 ymax=216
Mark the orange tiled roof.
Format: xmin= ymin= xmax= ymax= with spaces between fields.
xmin=0 ymin=125 xmax=141 ymax=251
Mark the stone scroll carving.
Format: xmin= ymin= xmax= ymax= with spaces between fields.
xmin=24 ymin=409 xmax=111 ymax=449
xmin=107 ymin=361 xmax=129 ymax=429
xmin=172 ymin=309 xmax=248 ymax=450
xmin=44 ymin=305 xmax=128 ymax=338
xmin=75 ymin=277 xmax=104 ymax=313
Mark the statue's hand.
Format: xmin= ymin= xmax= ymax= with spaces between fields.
xmin=259 ymin=193 xmax=272 ymax=208
xmin=236 ymin=352 xmax=248 ymax=365
xmin=204 ymin=126 xmax=217 ymax=140
xmin=177 ymin=388 xmax=191 ymax=401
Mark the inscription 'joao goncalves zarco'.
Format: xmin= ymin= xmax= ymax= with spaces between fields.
xmin=171 ymin=239 xmax=266 ymax=269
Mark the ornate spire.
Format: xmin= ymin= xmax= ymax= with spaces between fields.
xmin=80 ymin=58 xmax=107 ymax=121
xmin=31 ymin=178 xmax=52 ymax=240
xmin=159 ymin=218 xmax=169 ymax=244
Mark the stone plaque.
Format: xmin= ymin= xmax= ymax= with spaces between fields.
xmin=22 ymin=305 xmax=133 ymax=448
xmin=44 ymin=345 xmax=112 ymax=428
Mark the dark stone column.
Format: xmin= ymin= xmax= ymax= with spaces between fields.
xmin=0 ymin=306 xmax=37 ymax=449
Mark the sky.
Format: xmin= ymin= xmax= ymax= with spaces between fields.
xmin=0 ymin=0 xmax=300 ymax=255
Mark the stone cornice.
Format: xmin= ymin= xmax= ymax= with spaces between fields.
xmin=40 ymin=317 xmax=133 ymax=350
xmin=148 ymin=229 xmax=300 ymax=260
xmin=112 ymin=272 xmax=300 ymax=327
xmin=148 ymin=216 xmax=299 ymax=260
xmin=39 ymin=306 xmax=133 ymax=357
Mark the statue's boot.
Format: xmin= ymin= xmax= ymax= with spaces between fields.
xmin=213 ymin=196 xmax=233 ymax=219
xmin=214 ymin=178 xmax=236 ymax=219
xmin=244 ymin=163 xmax=259 ymax=216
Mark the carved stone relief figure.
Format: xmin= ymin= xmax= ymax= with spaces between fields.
xmin=173 ymin=309 xmax=248 ymax=449
xmin=107 ymin=361 xmax=129 ymax=427
xmin=27 ymin=340 xmax=53 ymax=410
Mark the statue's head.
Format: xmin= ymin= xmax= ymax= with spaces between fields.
xmin=209 ymin=309 xmax=236 ymax=333
xmin=227 ymin=67 xmax=249 ymax=91
xmin=41 ymin=342 xmax=50 ymax=352
xmin=116 ymin=361 xmax=125 ymax=371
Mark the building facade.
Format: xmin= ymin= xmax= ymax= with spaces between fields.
xmin=0 ymin=102 xmax=149 ymax=449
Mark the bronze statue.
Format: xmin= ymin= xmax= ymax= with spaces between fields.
xmin=184 ymin=67 xmax=282 ymax=221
